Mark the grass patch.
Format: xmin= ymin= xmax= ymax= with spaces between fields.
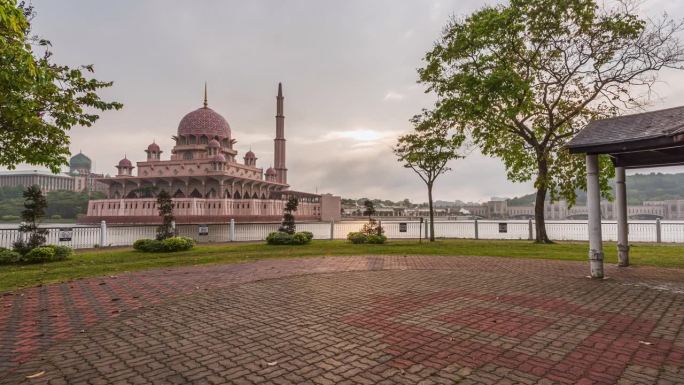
xmin=0 ymin=239 xmax=682 ymax=292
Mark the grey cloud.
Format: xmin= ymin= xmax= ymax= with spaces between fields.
xmin=12 ymin=0 xmax=684 ymax=202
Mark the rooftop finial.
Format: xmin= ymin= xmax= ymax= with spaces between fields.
xmin=277 ymin=82 xmax=282 ymax=98
xmin=203 ymin=82 xmax=208 ymax=108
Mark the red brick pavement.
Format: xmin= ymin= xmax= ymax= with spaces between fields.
xmin=0 ymin=255 xmax=683 ymax=384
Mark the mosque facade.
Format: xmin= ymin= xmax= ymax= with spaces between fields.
xmin=83 ymin=84 xmax=341 ymax=224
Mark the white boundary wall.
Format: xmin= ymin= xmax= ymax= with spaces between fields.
xmin=1 ymin=220 xmax=683 ymax=249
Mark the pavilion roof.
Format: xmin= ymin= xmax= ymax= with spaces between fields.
xmin=567 ymin=106 xmax=684 ymax=153
xmin=567 ymin=106 xmax=684 ymax=169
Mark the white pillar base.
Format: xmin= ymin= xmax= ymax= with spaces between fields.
xmin=589 ymin=249 xmax=604 ymax=278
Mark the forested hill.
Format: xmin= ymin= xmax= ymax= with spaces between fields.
xmin=507 ymin=172 xmax=684 ymax=206
xmin=0 ymin=186 xmax=104 ymax=220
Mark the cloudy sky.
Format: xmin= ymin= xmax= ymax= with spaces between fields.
xmin=20 ymin=0 xmax=684 ymax=203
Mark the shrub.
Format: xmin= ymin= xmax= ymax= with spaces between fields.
xmin=347 ymin=232 xmax=387 ymax=244
xmin=1 ymin=215 xmax=20 ymax=221
xmin=266 ymin=231 xmax=312 ymax=245
xmin=134 ymin=237 xmax=194 ymax=252
xmin=266 ymin=231 xmax=293 ymax=245
xmin=133 ymin=239 xmax=164 ymax=252
xmin=291 ymin=232 xmax=312 ymax=245
xmin=366 ymin=234 xmax=387 ymax=244
xmin=347 ymin=232 xmax=368 ymax=244
xmin=45 ymin=245 xmax=73 ymax=261
xmin=161 ymin=236 xmax=194 ymax=252
xmin=0 ymin=249 xmax=21 ymax=265
xmin=19 ymin=246 xmax=56 ymax=264
xmin=50 ymin=214 xmax=62 ymax=220
xmin=361 ymin=220 xmax=384 ymax=236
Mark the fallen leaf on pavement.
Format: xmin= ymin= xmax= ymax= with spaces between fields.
xmin=26 ymin=371 xmax=45 ymax=379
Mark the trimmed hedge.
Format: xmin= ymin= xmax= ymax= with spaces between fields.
xmin=21 ymin=246 xmax=55 ymax=263
xmin=347 ymin=232 xmax=368 ymax=244
xmin=347 ymin=232 xmax=387 ymax=244
xmin=45 ymin=245 xmax=73 ymax=261
xmin=266 ymin=231 xmax=313 ymax=245
xmin=0 ymin=245 xmax=72 ymax=265
xmin=133 ymin=237 xmax=195 ymax=253
xmin=0 ymin=249 xmax=21 ymax=264
xmin=367 ymin=234 xmax=387 ymax=244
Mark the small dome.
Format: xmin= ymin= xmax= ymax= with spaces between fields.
xmin=118 ymin=157 xmax=132 ymax=168
xmin=265 ymin=167 xmax=276 ymax=176
xmin=147 ymin=142 xmax=160 ymax=152
xmin=245 ymin=150 xmax=256 ymax=158
xmin=212 ymin=154 xmax=226 ymax=163
xmin=208 ymin=139 xmax=220 ymax=148
xmin=69 ymin=152 xmax=91 ymax=169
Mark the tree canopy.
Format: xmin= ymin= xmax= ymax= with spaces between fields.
xmin=418 ymin=0 xmax=684 ymax=242
xmin=395 ymin=113 xmax=464 ymax=241
xmin=0 ymin=1 xmax=122 ymax=173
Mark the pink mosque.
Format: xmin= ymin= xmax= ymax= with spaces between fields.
xmin=83 ymin=83 xmax=341 ymax=224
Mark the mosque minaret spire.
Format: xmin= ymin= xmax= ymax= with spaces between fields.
xmin=274 ymin=82 xmax=287 ymax=184
xmin=203 ymin=82 xmax=208 ymax=108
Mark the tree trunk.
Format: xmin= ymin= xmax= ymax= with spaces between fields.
xmin=534 ymin=186 xmax=551 ymax=243
xmin=534 ymin=159 xmax=552 ymax=243
xmin=428 ymin=182 xmax=435 ymax=242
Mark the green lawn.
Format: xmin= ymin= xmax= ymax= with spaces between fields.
xmin=0 ymin=239 xmax=682 ymax=292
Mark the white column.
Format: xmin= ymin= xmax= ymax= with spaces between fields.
xmin=100 ymin=220 xmax=107 ymax=247
xmin=528 ymin=218 xmax=533 ymax=241
xmin=615 ymin=166 xmax=629 ymax=267
xmin=586 ymin=154 xmax=604 ymax=278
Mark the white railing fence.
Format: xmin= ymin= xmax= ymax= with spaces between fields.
xmin=0 ymin=219 xmax=682 ymax=250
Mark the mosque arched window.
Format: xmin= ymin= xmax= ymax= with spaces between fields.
xmin=189 ymin=136 xmax=197 ymax=144
xmin=199 ymin=135 xmax=208 ymax=144
xmin=180 ymin=136 xmax=187 ymax=145
xmin=183 ymin=152 xmax=193 ymax=160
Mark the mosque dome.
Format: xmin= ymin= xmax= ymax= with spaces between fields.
xmin=245 ymin=150 xmax=256 ymax=158
xmin=207 ymin=139 xmax=221 ymax=148
xmin=69 ymin=152 xmax=91 ymax=170
xmin=265 ymin=167 xmax=276 ymax=176
xmin=147 ymin=142 xmax=160 ymax=152
xmin=178 ymin=107 xmax=231 ymax=139
xmin=118 ymin=157 xmax=132 ymax=168
xmin=212 ymin=154 xmax=226 ymax=163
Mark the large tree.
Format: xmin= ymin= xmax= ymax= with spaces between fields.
xmin=0 ymin=1 xmax=122 ymax=173
xmin=395 ymin=113 xmax=464 ymax=241
xmin=418 ymin=0 xmax=684 ymax=242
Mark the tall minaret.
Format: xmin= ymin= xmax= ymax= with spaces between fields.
xmin=274 ymin=82 xmax=287 ymax=184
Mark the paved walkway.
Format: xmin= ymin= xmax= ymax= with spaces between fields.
xmin=1 ymin=255 xmax=683 ymax=384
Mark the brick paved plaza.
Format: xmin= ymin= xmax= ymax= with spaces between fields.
xmin=1 ymin=255 xmax=683 ymax=384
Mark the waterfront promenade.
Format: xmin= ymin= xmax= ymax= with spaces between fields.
xmin=1 ymin=255 xmax=682 ymax=384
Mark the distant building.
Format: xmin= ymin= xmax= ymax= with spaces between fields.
xmin=67 ymin=152 xmax=108 ymax=193
xmin=339 ymin=198 xmax=681 ymax=220
xmin=643 ymin=200 xmax=684 ymax=219
xmin=0 ymin=170 xmax=75 ymax=192
xmin=0 ymin=152 xmax=107 ymax=193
